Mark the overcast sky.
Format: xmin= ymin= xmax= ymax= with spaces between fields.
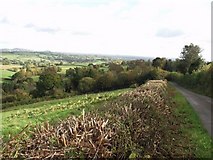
xmin=0 ymin=0 xmax=211 ymax=61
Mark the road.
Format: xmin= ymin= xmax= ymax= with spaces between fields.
xmin=170 ymin=82 xmax=212 ymax=137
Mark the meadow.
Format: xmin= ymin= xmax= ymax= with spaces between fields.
xmin=0 ymin=69 xmax=15 ymax=83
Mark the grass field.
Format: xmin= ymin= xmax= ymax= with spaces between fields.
xmin=169 ymin=85 xmax=212 ymax=158
xmin=1 ymin=88 xmax=131 ymax=141
xmin=0 ymin=69 xmax=16 ymax=83
xmin=0 ymin=64 xmax=22 ymax=70
xmin=1 ymin=52 xmax=42 ymax=61
xmin=58 ymin=65 xmax=78 ymax=73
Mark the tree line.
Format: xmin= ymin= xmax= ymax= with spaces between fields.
xmin=2 ymin=43 xmax=212 ymax=108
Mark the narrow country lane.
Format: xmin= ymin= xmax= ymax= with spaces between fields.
xmin=170 ymin=82 xmax=212 ymax=137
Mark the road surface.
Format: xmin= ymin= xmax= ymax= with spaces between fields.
xmin=170 ymin=82 xmax=212 ymax=137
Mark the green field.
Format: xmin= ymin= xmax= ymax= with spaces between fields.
xmin=1 ymin=52 xmax=42 ymax=61
xmin=1 ymin=88 xmax=131 ymax=141
xmin=0 ymin=69 xmax=15 ymax=83
xmin=58 ymin=65 xmax=79 ymax=73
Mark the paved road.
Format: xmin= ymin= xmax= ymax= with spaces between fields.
xmin=170 ymin=82 xmax=212 ymax=137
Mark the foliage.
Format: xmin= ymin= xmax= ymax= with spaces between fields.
xmin=166 ymin=63 xmax=213 ymax=97
xmin=109 ymin=63 xmax=124 ymax=73
xmin=35 ymin=67 xmax=62 ymax=97
xmin=179 ymin=43 xmax=204 ymax=74
xmin=152 ymin=57 xmax=166 ymax=68
xmin=96 ymin=71 xmax=117 ymax=91
xmin=78 ymin=77 xmax=96 ymax=93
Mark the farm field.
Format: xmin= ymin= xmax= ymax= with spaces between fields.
xmin=58 ymin=64 xmax=88 ymax=74
xmin=0 ymin=69 xmax=15 ymax=83
xmin=1 ymin=52 xmax=44 ymax=61
xmin=1 ymin=88 xmax=131 ymax=141
xmin=0 ymin=64 xmax=22 ymax=70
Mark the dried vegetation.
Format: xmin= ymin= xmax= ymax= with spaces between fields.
xmin=2 ymin=80 xmax=195 ymax=159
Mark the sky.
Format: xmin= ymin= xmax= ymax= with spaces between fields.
xmin=0 ymin=0 xmax=211 ymax=61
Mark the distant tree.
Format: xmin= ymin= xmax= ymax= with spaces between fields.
xmin=2 ymin=81 xmax=16 ymax=93
xmin=117 ymin=71 xmax=129 ymax=87
xmin=14 ymin=89 xmax=31 ymax=101
xmin=109 ymin=63 xmax=124 ymax=73
xmin=11 ymin=69 xmax=26 ymax=82
xmin=78 ymin=77 xmax=95 ymax=93
xmin=35 ymin=68 xmax=62 ymax=97
xmin=65 ymin=66 xmax=100 ymax=91
xmin=152 ymin=57 xmax=166 ymax=69
xmin=64 ymin=78 xmax=74 ymax=93
xmin=179 ymin=43 xmax=204 ymax=74
xmin=127 ymin=60 xmax=146 ymax=70
xmin=2 ymin=58 xmax=10 ymax=65
xmin=163 ymin=59 xmax=173 ymax=72
xmin=96 ymin=71 xmax=116 ymax=91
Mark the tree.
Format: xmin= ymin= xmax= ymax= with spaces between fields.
xmin=179 ymin=43 xmax=204 ymax=74
xmin=96 ymin=71 xmax=116 ymax=91
xmin=11 ymin=69 xmax=26 ymax=82
xmin=78 ymin=77 xmax=95 ymax=93
xmin=35 ymin=68 xmax=62 ymax=97
xmin=163 ymin=59 xmax=173 ymax=72
xmin=117 ymin=71 xmax=129 ymax=88
xmin=109 ymin=63 xmax=124 ymax=73
xmin=152 ymin=57 xmax=166 ymax=69
xmin=65 ymin=66 xmax=100 ymax=91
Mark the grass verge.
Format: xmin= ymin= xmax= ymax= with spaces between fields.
xmin=169 ymin=84 xmax=212 ymax=158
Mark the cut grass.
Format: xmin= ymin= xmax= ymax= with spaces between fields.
xmin=1 ymin=88 xmax=131 ymax=141
xmin=169 ymin=85 xmax=212 ymax=158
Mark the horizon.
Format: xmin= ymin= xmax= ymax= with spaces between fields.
xmin=0 ymin=47 xmax=177 ymax=60
xmin=0 ymin=0 xmax=211 ymax=61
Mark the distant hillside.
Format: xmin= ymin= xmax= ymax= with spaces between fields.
xmin=1 ymin=48 xmax=153 ymax=61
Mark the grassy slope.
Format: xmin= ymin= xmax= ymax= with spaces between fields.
xmin=1 ymin=69 xmax=15 ymax=78
xmin=169 ymin=84 xmax=212 ymax=158
xmin=1 ymin=88 xmax=131 ymax=141
xmin=0 ymin=69 xmax=15 ymax=83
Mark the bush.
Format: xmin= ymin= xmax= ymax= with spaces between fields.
xmin=166 ymin=63 xmax=212 ymax=97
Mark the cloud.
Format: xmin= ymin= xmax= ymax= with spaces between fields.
xmin=0 ymin=17 xmax=10 ymax=24
xmin=0 ymin=41 xmax=9 ymax=44
xmin=72 ymin=31 xmax=91 ymax=36
xmin=24 ymin=23 xmax=60 ymax=34
xmin=156 ymin=28 xmax=184 ymax=38
xmin=0 ymin=0 xmax=211 ymax=61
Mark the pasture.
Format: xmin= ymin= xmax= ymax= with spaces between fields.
xmin=0 ymin=69 xmax=15 ymax=83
